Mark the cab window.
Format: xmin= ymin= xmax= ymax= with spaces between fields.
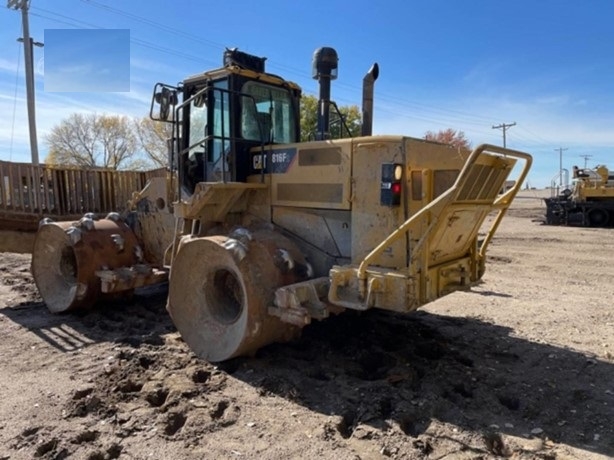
xmin=240 ymin=81 xmax=296 ymax=144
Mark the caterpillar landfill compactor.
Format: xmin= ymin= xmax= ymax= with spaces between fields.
xmin=32 ymin=47 xmax=532 ymax=361
xmin=545 ymin=164 xmax=614 ymax=227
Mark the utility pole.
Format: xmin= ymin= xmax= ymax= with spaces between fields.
xmin=492 ymin=122 xmax=516 ymax=148
xmin=579 ymin=154 xmax=592 ymax=169
xmin=8 ymin=0 xmax=42 ymax=165
xmin=555 ymin=147 xmax=568 ymax=188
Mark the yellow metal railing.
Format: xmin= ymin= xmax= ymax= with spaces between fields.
xmin=355 ymin=144 xmax=532 ymax=300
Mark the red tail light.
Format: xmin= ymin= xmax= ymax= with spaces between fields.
xmin=381 ymin=163 xmax=403 ymax=206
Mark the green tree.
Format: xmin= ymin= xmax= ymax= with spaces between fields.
xmin=46 ymin=113 xmax=145 ymax=170
xmin=300 ymin=95 xmax=362 ymax=141
xmin=424 ymin=129 xmax=471 ymax=150
xmin=300 ymin=95 xmax=318 ymax=141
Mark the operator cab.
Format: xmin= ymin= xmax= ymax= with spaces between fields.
xmin=150 ymin=48 xmax=301 ymax=195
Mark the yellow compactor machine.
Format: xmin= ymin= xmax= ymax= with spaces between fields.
xmin=545 ymin=164 xmax=614 ymax=227
xmin=31 ymin=47 xmax=532 ymax=361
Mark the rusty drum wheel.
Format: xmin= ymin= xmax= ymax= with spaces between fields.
xmin=31 ymin=217 xmax=141 ymax=313
xmin=167 ymin=230 xmax=310 ymax=362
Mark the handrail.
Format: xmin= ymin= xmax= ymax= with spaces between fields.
xmin=355 ymin=143 xmax=532 ymax=298
xmin=477 ymin=146 xmax=532 ymax=260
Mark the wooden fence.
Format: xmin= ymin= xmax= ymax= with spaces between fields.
xmin=0 ymin=161 xmax=166 ymax=232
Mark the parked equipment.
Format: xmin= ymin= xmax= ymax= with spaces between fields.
xmin=31 ymin=47 xmax=532 ymax=361
xmin=545 ymin=164 xmax=614 ymax=227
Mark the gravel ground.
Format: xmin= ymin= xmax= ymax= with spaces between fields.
xmin=1 ymin=190 xmax=613 ymax=459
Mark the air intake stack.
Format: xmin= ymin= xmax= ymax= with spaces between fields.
xmin=312 ymin=47 xmax=338 ymax=141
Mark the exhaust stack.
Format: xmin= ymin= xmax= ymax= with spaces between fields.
xmin=361 ymin=63 xmax=379 ymax=136
xmin=312 ymin=47 xmax=338 ymax=141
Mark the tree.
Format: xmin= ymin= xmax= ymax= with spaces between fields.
xmin=46 ymin=113 xmax=145 ymax=170
xmin=424 ymin=129 xmax=471 ymax=150
xmin=300 ymin=95 xmax=318 ymax=142
xmin=133 ymin=116 xmax=173 ymax=168
xmin=331 ymin=103 xmax=362 ymax=140
xmin=300 ymin=95 xmax=362 ymax=141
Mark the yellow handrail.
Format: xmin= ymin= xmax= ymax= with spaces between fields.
xmin=356 ymin=143 xmax=532 ymax=298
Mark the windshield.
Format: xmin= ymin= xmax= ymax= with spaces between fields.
xmin=240 ymin=81 xmax=296 ymax=144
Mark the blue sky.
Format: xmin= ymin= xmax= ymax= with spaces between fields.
xmin=0 ymin=0 xmax=612 ymax=187
xmin=44 ymin=28 xmax=129 ymax=92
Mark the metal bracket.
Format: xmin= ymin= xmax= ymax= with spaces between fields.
xmin=269 ymin=277 xmax=330 ymax=326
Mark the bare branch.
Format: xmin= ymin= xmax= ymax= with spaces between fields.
xmin=45 ymin=113 xmax=142 ymax=170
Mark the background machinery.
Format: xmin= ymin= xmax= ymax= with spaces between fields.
xmin=31 ymin=47 xmax=532 ymax=362
xmin=545 ymin=164 xmax=614 ymax=227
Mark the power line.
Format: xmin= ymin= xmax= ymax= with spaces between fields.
xmin=79 ymin=0 xmax=226 ymax=49
xmin=514 ymin=125 xmax=554 ymax=147
xmin=29 ymin=3 xmax=556 ymax=153
xmin=492 ymin=122 xmax=516 ymax=148
xmin=37 ymin=4 xmax=545 ymax=147
xmin=78 ymin=2 xmax=506 ymax=130
xmin=30 ymin=9 xmax=217 ymax=66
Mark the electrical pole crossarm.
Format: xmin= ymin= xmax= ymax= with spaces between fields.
xmin=492 ymin=122 xmax=516 ymax=148
xmin=579 ymin=154 xmax=593 ymax=169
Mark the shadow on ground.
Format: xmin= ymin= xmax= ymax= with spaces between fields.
xmin=2 ymin=292 xmax=613 ymax=458
xmin=0 ymin=284 xmax=172 ymax=352
xmin=229 ymin=309 xmax=614 ymax=457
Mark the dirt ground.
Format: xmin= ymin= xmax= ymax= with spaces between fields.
xmin=1 ymin=190 xmax=613 ymax=460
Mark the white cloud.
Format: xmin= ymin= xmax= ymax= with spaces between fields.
xmin=535 ymin=95 xmax=570 ymax=106
xmin=36 ymin=57 xmax=44 ymax=77
xmin=54 ymin=63 xmax=94 ymax=75
xmin=0 ymin=58 xmax=19 ymax=74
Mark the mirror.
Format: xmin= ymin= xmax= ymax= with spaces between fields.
xmin=154 ymin=86 xmax=178 ymax=121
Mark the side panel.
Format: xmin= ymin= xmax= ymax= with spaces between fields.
xmin=350 ymin=137 xmax=470 ymax=269
xmin=351 ymin=138 xmax=407 ymax=268
xmin=404 ymin=138 xmax=470 ymax=215
xmin=404 ymin=138 xmax=470 ymax=247
xmin=260 ymin=141 xmax=353 ymax=210
xmin=247 ymin=140 xmax=353 ymax=275
xmin=272 ymin=207 xmax=351 ymax=258
xmin=272 ymin=207 xmax=352 ymax=277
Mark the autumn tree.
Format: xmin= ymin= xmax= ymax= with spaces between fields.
xmin=45 ymin=113 xmax=146 ymax=170
xmin=133 ymin=116 xmax=173 ymax=168
xmin=300 ymin=95 xmax=362 ymax=141
xmin=424 ymin=129 xmax=471 ymax=150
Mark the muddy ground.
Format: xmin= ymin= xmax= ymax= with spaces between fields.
xmin=1 ymin=190 xmax=613 ymax=460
